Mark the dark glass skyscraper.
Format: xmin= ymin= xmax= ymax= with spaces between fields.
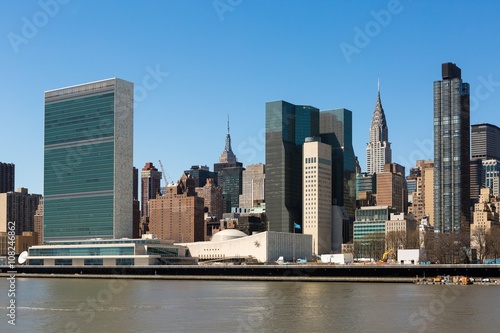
xmin=185 ymin=165 xmax=218 ymax=188
xmin=320 ymin=108 xmax=356 ymax=219
xmin=433 ymin=63 xmax=470 ymax=234
xmin=265 ymin=100 xmax=319 ymax=233
xmin=44 ymin=78 xmax=134 ymax=241
xmin=0 ymin=162 xmax=15 ymax=193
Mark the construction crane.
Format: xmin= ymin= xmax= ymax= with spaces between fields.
xmin=158 ymin=160 xmax=174 ymax=185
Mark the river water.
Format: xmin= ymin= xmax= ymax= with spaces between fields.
xmin=1 ymin=277 xmax=499 ymax=333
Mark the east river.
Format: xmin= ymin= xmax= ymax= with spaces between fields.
xmin=1 ymin=278 xmax=499 ymax=333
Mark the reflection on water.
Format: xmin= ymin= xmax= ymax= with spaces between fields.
xmin=0 ymin=278 xmax=499 ymax=333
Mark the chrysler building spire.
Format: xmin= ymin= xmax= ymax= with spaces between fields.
xmin=366 ymin=79 xmax=392 ymax=174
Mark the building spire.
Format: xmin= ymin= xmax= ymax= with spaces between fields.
xmin=225 ymin=114 xmax=233 ymax=153
xmin=366 ymin=77 xmax=391 ymax=174
xmin=220 ymin=114 xmax=237 ymax=163
xmin=377 ymin=76 xmax=380 ymax=97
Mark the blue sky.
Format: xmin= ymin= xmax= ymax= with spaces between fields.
xmin=2 ymin=0 xmax=500 ymax=195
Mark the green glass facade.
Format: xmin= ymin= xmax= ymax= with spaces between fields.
xmin=29 ymin=246 xmax=135 ymax=257
xmin=320 ymin=109 xmax=356 ymax=221
xmin=353 ymin=206 xmax=393 ymax=259
xmin=44 ymin=79 xmax=133 ymax=241
xmin=265 ymin=101 xmax=319 ymax=233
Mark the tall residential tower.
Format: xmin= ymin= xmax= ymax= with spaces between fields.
xmin=433 ymin=63 xmax=470 ymax=234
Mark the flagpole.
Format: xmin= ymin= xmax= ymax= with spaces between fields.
xmin=293 ymin=221 xmax=295 ymax=263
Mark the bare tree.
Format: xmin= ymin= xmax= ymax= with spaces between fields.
xmin=424 ymin=232 xmax=470 ymax=264
xmin=406 ymin=230 xmax=420 ymax=249
xmin=386 ymin=230 xmax=406 ymax=251
xmin=486 ymin=228 xmax=500 ymax=262
xmin=471 ymin=227 xmax=488 ymax=263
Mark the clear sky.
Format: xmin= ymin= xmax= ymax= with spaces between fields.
xmin=2 ymin=0 xmax=500 ymax=195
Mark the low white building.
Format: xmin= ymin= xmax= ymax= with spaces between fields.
xmin=320 ymin=253 xmax=353 ymax=264
xmin=178 ymin=230 xmax=313 ymax=263
xmin=397 ymin=249 xmax=424 ymax=265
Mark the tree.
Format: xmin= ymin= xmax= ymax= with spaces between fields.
xmin=486 ymin=228 xmax=500 ymax=262
xmin=471 ymin=227 xmax=488 ymax=263
xmin=385 ymin=230 xmax=406 ymax=251
xmin=424 ymin=232 xmax=470 ymax=264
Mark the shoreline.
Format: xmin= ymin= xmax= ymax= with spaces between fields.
xmin=0 ymin=272 xmax=414 ymax=282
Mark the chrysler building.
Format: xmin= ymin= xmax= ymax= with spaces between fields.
xmin=366 ymin=80 xmax=391 ymax=174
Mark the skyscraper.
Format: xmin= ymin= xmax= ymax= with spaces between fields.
xmin=214 ymin=117 xmax=244 ymax=212
xmin=185 ymin=165 xmax=218 ymax=187
xmin=141 ymin=162 xmax=162 ymax=217
xmin=303 ymin=137 xmax=332 ymax=255
xmin=265 ymin=100 xmax=319 ymax=233
xmin=433 ymin=62 xmax=470 ymax=234
xmin=470 ymin=123 xmax=500 ymax=201
xmin=239 ymin=163 xmax=265 ymax=209
xmin=0 ymin=162 xmax=15 ymax=193
xmin=320 ymin=108 xmax=356 ymax=218
xmin=471 ymin=123 xmax=500 ymax=161
xmin=44 ymin=78 xmax=133 ymax=241
xmin=366 ymin=80 xmax=391 ymax=174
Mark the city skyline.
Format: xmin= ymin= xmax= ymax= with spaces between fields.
xmin=2 ymin=2 xmax=500 ymax=194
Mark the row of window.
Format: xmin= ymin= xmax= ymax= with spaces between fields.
xmin=27 ymin=258 xmax=135 ymax=266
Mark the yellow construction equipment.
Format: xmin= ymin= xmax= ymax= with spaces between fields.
xmin=380 ymin=249 xmax=395 ymax=262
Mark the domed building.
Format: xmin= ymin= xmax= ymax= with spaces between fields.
xmin=210 ymin=229 xmax=247 ymax=242
xmin=177 ymin=230 xmax=312 ymax=264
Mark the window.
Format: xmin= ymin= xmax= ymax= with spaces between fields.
xmin=28 ymin=259 xmax=43 ymax=266
xmin=84 ymin=258 xmax=103 ymax=265
xmin=116 ymin=258 xmax=134 ymax=265
xmin=55 ymin=259 xmax=72 ymax=265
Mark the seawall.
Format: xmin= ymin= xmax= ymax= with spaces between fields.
xmin=1 ymin=264 xmax=499 ymax=282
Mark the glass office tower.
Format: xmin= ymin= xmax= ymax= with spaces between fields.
xmin=320 ymin=108 xmax=356 ymax=219
xmin=44 ymin=78 xmax=133 ymax=241
xmin=433 ymin=63 xmax=470 ymax=234
xmin=265 ymin=100 xmax=319 ymax=233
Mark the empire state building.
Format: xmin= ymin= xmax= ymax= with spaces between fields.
xmin=366 ymin=80 xmax=391 ymax=174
